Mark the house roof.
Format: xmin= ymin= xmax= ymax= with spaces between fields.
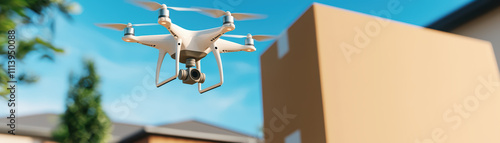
xmin=427 ymin=0 xmax=500 ymax=31
xmin=120 ymin=120 xmax=259 ymax=143
xmin=0 ymin=114 xmax=259 ymax=143
xmin=159 ymin=120 xmax=253 ymax=138
xmin=0 ymin=113 xmax=143 ymax=142
xmin=0 ymin=113 xmax=58 ymax=139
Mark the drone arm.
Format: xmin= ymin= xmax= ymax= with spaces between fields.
xmin=215 ymin=39 xmax=256 ymax=53
xmin=158 ymin=17 xmax=185 ymax=39
xmin=156 ymin=39 xmax=182 ymax=87
xmin=193 ymin=24 xmax=235 ymax=52
xmin=198 ymin=44 xmax=224 ymax=94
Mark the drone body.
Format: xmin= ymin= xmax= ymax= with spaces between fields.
xmin=97 ymin=1 xmax=273 ymax=94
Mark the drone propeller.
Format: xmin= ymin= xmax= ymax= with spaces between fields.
xmin=223 ymin=34 xmax=275 ymax=41
xmin=168 ymin=7 xmax=201 ymax=11
xmin=195 ymin=8 xmax=265 ymax=20
xmin=132 ymin=0 xmax=162 ymax=11
xmin=131 ymin=0 xmax=200 ymax=11
xmin=131 ymin=1 xmax=264 ymax=20
xmin=95 ymin=23 xmax=158 ymax=31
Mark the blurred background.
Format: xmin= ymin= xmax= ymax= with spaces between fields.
xmin=4 ymin=0 xmax=500 ymax=142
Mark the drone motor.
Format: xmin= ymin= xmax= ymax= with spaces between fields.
xmin=124 ymin=27 xmax=134 ymax=36
xmin=245 ymin=37 xmax=254 ymax=45
xmin=159 ymin=8 xmax=169 ymax=18
xmin=223 ymin=12 xmax=234 ymax=24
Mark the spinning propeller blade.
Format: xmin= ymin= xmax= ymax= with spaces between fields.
xmin=251 ymin=35 xmax=275 ymax=41
xmin=131 ymin=0 xmax=163 ymax=11
xmin=131 ymin=1 xmax=265 ymax=20
xmin=195 ymin=8 xmax=265 ymax=20
xmin=196 ymin=8 xmax=227 ymax=18
xmin=231 ymin=13 xmax=266 ymax=20
xmin=222 ymin=34 xmax=247 ymax=38
xmin=95 ymin=24 xmax=128 ymax=31
xmin=131 ymin=0 xmax=201 ymax=12
xmin=223 ymin=34 xmax=275 ymax=41
xmin=168 ymin=7 xmax=200 ymax=11
xmin=132 ymin=23 xmax=158 ymax=26
xmin=95 ymin=23 xmax=158 ymax=31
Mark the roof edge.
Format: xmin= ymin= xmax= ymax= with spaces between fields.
xmin=158 ymin=119 xmax=257 ymax=138
xmin=119 ymin=126 xmax=258 ymax=143
xmin=427 ymin=0 xmax=500 ymax=31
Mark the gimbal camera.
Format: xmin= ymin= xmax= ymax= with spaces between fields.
xmin=178 ymin=58 xmax=206 ymax=84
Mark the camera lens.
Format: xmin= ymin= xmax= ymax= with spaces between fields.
xmin=190 ymin=69 xmax=200 ymax=80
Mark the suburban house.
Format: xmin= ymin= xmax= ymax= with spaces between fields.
xmin=0 ymin=114 xmax=260 ymax=143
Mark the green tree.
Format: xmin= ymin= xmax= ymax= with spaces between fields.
xmin=52 ymin=60 xmax=111 ymax=143
xmin=0 ymin=0 xmax=80 ymax=98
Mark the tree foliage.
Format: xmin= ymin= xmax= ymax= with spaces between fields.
xmin=0 ymin=0 xmax=79 ymax=98
xmin=52 ymin=60 xmax=111 ymax=143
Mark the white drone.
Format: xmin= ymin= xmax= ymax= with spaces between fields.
xmin=96 ymin=0 xmax=273 ymax=94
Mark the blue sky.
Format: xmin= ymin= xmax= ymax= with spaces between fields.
xmin=9 ymin=0 xmax=472 ymax=138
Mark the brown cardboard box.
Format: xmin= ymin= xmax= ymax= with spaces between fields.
xmin=261 ymin=3 xmax=500 ymax=143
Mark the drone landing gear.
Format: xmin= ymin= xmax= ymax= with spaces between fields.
xmin=155 ymin=39 xmax=182 ymax=87
xmin=198 ymin=44 xmax=224 ymax=94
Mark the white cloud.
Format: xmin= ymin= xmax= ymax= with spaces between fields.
xmin=228 ymin=61 xmax=259 ymax=75
xmin=90 ymin=52 xmax=147 ymax=81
